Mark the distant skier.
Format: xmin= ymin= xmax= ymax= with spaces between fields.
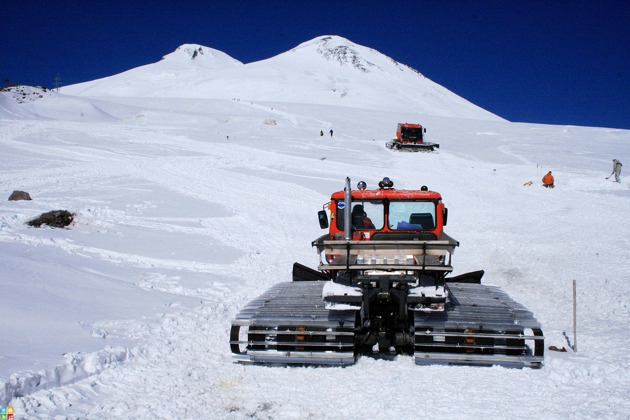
xmin=542 ymin=171 xmax=554 ymax=188
xmin=320 ymin=130 xmax=324 ymax=136
xmin=608 ymin=159 xmax=622 ymax=182
xmin=329 ymin=129 xmax=333 ymax=137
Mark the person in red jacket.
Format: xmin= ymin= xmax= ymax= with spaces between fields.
xmin=352 ymin=205 xmax=375 ymax=229
xmin=542 ymin=171 xmax=555 ymax=188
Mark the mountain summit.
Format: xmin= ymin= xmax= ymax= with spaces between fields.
xmin=161 ymin=44 xmax=243 ymax=68
xmin=62 ymin=35 xmax=500 ymax=120
xmin=287 ymin=36 xmax=419 ymax=75
xmin=62 ymin=44 xmax=242 ymax=98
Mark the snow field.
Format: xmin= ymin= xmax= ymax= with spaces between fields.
xmin=1 ymin=35 xmax=629 ymax=417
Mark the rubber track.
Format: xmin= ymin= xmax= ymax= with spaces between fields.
xmin=231 ymin=281 xmax=544 ymax=368
xmin=414 ymin=282 xmax=544 ymax=368
xmin=231 ymin=281 xmax=356 ymax=365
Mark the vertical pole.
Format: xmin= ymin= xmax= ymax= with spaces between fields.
xmin=343 ymin=177 xmax=352 ymax=270
xmin=573 ymin=279 xmax=577 ymax=352
xmin=344 ymin=177 xmax=352 ymax=241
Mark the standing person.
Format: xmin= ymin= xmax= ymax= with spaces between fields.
xmin=609 ymin=159 xmax=622 ymax=182
xmin=542 ymin=171 xmax=554 ymax=188
xmin=320 ymin=130 xmax=324 ymax=136
xmin=329 ymin=129 xmax=333 ymax=137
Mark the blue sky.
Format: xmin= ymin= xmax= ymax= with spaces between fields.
xmin=2 ymin=0 xmax=629 ymax=129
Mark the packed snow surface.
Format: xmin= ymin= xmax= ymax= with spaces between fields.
xmin=1 ymin=36 xmax=629 ymax=418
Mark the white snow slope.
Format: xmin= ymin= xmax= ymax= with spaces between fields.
xmin=61 ymin=36 xmax=500 ymax=120
xmin=1 ymin=36 xmax=629 ymax=419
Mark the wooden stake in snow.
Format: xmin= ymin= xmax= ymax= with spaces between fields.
xmin=573 ymin=279 xmax=577 ymax=352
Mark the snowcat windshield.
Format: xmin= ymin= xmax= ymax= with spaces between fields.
xmin=401 ymin=127 xmax=423 ymax=140
xmin=388 ymin=201 xmax=436 ymax=231
xmin=336 ymin=201 xmax=384 ymax=230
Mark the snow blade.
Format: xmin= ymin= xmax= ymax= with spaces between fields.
xmin=292 ymin=262 xmax=330 ymax=282
xmin=446 ymin=270 xmax=484 ymax=284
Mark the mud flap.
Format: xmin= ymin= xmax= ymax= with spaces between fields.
xmin=292 ymin=262 xmax=330 ymax=282
xmin=446 ymin=270 xmax=484 ymax=284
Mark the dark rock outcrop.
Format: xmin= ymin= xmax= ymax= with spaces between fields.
xmin=27 ymin=210 xmax=74 ymax=228
xmin=8 ymin=190 xmax=32 ymax=201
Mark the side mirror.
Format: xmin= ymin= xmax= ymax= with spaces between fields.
xmin=318 ymin=210 xmax=329 ymax=229
xmin=443 ymin=208 xmax=448 ymax=226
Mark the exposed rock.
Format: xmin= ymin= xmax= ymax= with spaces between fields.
xmin=315 ymin=37 xmax=378 ymax=73
xmin=0 ymin=85 xmax=53 ymax=104
xmin=27 ymin=210 xmax=74 ymax=228
xmin=8 ymin=190 xmax=32 ymax=201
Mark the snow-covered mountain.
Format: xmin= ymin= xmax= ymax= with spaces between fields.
xmin=61 ymin=43 xmax=243 ymax=98
xmin=1 ymin=35 xmax=629 ymax=419
xmin=61 ymin=36 xmax=500 ymax=120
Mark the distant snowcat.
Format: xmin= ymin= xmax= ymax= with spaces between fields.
xmin=386 ymin=123 xmax=439 ymax=151
xmin=230 ymin=177 xmax=544 ymax=368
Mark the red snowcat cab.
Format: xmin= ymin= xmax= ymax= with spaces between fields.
xmin=231 ymin=177 xmax=544 ymax=368
xmin=325 ymin=177 xmax=447 ymax=242
xmin=386 ymin=123 xmax=439 ymax=151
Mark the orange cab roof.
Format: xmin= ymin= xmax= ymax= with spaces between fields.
xmin=331 ymin=189 xmax=441 ymax=200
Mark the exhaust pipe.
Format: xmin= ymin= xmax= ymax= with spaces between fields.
xmin=344 ymin=177 xmax=352 ymax=240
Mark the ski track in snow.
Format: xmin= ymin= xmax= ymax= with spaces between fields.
xmin=1 ymin=96 xmax=630 ymax=419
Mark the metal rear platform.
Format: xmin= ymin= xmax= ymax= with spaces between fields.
xmin=414 ymin=282 xmax=544 ymax=368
